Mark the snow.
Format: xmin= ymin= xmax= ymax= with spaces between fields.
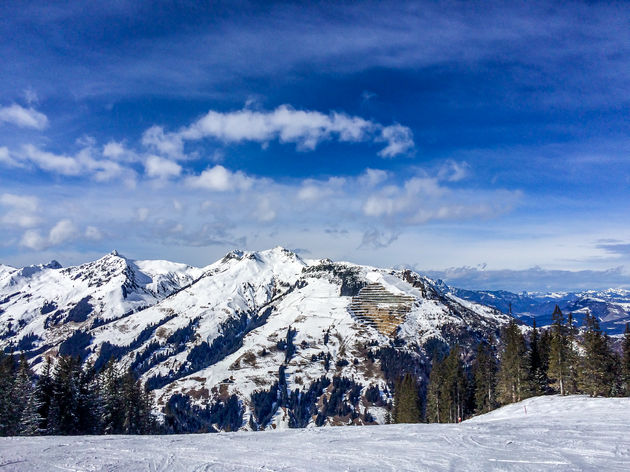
xmin=1 ymin=395 xmax=629 ymax=471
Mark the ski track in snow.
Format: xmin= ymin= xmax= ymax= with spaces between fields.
xmin=1 ymin=396 xmax=629 ymax=471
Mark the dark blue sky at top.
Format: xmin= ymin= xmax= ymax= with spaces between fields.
xmin=0 ymin=0 xmax=629 ymax=291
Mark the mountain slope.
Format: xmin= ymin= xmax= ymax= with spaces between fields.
xmin=0 ymin=248 xmax=510 ymax=430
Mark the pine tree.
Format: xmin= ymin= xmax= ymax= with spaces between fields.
xmin=622 ymin=323 xmax=630 ymax=396
xmin=34 ymin=357 xmax=54 ymax=434
xmin=538 ymin=327 xmax=552 ymax=390
xmin=565 ymin=313 xmax=580 ymax=394
xmin=425 ymin=355 xmax=444 ymax=423
xmin=14 ymin=354 xmax=41 ymax=436
xmin=548 ymin=305 xmax=569 ymax=395
xmin=99 ymin=359 xmax=124 ymax=434
xmin=0 ymin=352 xmax=18 ymax=435
xmin=77 ymin=362 xmax=100 ymax=434
xmin=497 ymin=319 xmax=531 ymax=404
xmin=579 ymin=313 xmax=617 ymax=397
xmin=444 ymin=346 xmax=467 ymax=422
xmin=473 ymin=339 xmax=497 ymax=413
xmin=121 ymin=369 xmax=149 ymax=434
xmin=426 ymin=346 xmax=468 ymax=423
xmin=393 ymin=373 xmax=421 ymax=423
xmin=529 ymin=320 xmax=548 ymax=395
xmin=48 ymin=356 xmax=82 ymax=434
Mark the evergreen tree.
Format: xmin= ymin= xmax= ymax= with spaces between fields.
xmin=0 ymin=352 xmax=18 ymax=435
xmin=538 ymin=327 xmax=552 ymax=390
xmin=579 ymin=313 xmax=617 ymax=397
xmin=622 ymin=323 xmax=630 ymax=396
xmin=426 ymin=346 xmax=468 ymax=423
xmin=0 ymin=353 xmax=157 ymax=437
xmin=529 ymin=320 xmax=548 ymax=394
xmin=34 ymin=357 xmax=54 ymax=434
xmin=393 ymin=373 xmax=421 ymax=423
xmin=14 ymin=354 xmax=41 ymax=435
xmin=565 ymin=313 xmax=580 ymax=394
xmin=497 ymin=319 xmax=531 ymax=404
xmin=99 ymin=359 xmax=124 ymax=434
xmin=473 ymin=339 xmax=497 ymax=413
xmin=48 ymin=356 xmax=82 ymax=434
xmin=425 ymin=354 xmax=444 ymax=423
xmin=121 ymin=369 xmax=149 ymax=434
xmin=443 ymin=345 xmax=467 ymax=422
xmin=77 ymin=362 xmax=100 ymax=434
xmin=548 ymin=305 xmax=570 ymax=395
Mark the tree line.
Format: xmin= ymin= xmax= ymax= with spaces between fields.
xmin=0 ymin=354 xmax=158 ymax=436
xmin=394 ymin=307 xmax=630 ymax=424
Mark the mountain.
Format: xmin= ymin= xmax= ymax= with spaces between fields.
xmin=0 ymin=247 xmax=510 ymax=430
xmin=437 ymin=283 xmax=630 ymax=335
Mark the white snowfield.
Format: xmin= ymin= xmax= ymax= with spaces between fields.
xmin=1 ymin=395 xmax=628 ymax=471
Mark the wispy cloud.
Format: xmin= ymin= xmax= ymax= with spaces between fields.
xmin=596 ymin=242 xmax=630 ymax=257
xmin=11 ymin=144 xmax=132 ymax=183
xmin=0 ymin=104 xmax=48 ymax=130
xmin=0 ymin=193 xmax=40 ymax=228
xmin=361 ymin=164 xmax=518 ymax=225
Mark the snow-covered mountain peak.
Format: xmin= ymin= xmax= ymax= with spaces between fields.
xmin=1 ymin=248 xmax=514 ymax=431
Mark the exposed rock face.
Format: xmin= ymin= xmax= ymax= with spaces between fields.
xmin=349 ymin=283 xmax=415 ymax=337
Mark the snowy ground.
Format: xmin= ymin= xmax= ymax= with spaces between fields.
xmin=1 ymin=395 xmax=629 ymax=471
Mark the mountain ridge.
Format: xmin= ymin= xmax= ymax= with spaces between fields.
xmin=2 ymin=247 xmax=628 ymax=430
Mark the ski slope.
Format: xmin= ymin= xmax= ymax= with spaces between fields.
xmin=1 ymin=395 xmax=628 ymax=471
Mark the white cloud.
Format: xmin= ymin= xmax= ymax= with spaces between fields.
xmin=358 ymin=168 xmax=388 ymax=187
xmin=0 ymin=193 xmax=38 ymax=213
xmin=186 ymin=165 xmax=254 ymax=192
xmin=362 ymin=173 xmax=518 ymax=224
xmin=0 ymin=193 xmax=40 ymax=228
xmin=297 ymin=177 xmax=346 ymax=201
xmin=19 ymin=219 xmax=76 ymax=250
xmin=49 ymin=219 xmax=76 ymax=245
xmin=0 ymin=147 xmax=22 ymax=167
xmin=142 ymin=125 xmax=184 ymax=159
xmin=438 ymin=160 xmax=470 ymax=182
xmin=22 ymin=144 xmax=81 ymax=175
xmin=102 ymin=141 xmax=125 ymax=159
xmin=23 ymin=88 xmax=38 ymax=105
xmin=85 ymin=226 xmax=103 ymax=240
xmin=10 ymin=144 xmax=130 ymax=182
xmin=377 ymin=124 xmax=414 ymax=158
xmin=20 ymin=229 xmax=47 ymax=250
xmin=145 ymin=155 xmax=182 ymax=179
xmin=256 ymin=197 xmax=276 ymax=222
xmin=153 ymin=105 xmax=414 ymax=158
xmin=102 ymin=141 xmax=141 ymax=164
xmin=0 ymin=104 xmax=48 ymax=130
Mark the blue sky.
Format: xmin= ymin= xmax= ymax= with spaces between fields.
xmin=1 ymin=0 xmax=629 ymax=291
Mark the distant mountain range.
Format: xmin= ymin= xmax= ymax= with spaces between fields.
xmin=1 ymin=247 xmax=627 ymax=430
xmin=436 ymin=283 xmax=630 ymax=335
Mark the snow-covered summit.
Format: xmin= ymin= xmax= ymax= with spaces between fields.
xmin=1 ymin=248 xmax=511 ymax=430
